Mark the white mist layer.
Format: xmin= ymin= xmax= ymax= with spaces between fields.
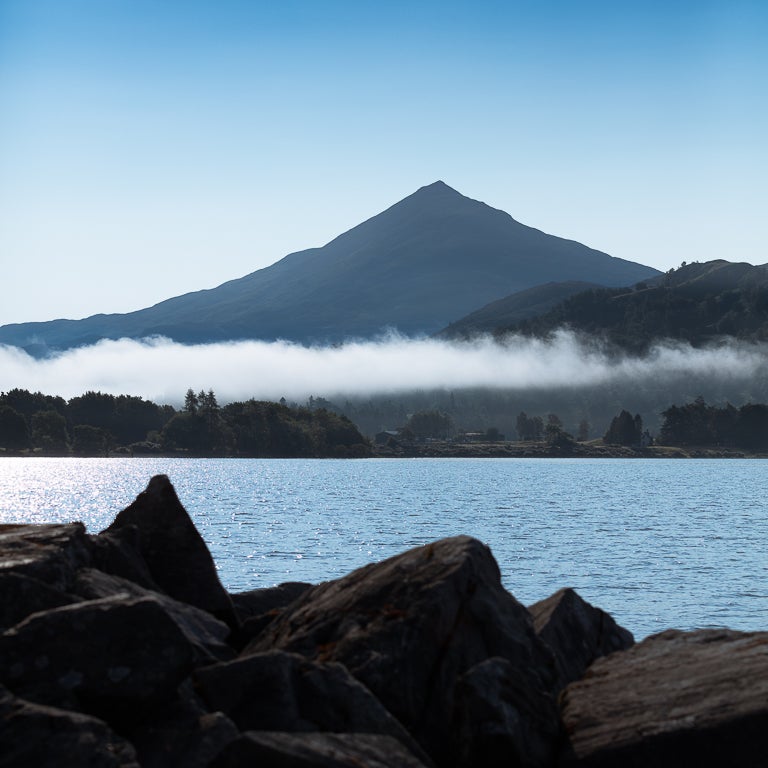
xmin=0 ymin=332 xmax=766 ymax=404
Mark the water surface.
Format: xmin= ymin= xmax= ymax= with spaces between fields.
xmin=0 ymin=457 xmax=765 ymax=639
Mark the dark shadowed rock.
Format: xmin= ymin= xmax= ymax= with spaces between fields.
xmin=127 ymin=681 xmax=239 ymax=768
xmin=0 ymin=522 xmax=92 ymax=592
xmin=0 ymin=684 xmax=139 ymax=768
xmin=0 ymin=571 xmax=79 ymax=632
xmin=529 ymin=588 xmax=633 ymax=691
xmin=88 ymin=523 xmax=159 ymax=590
xmin=230 ymin=581 xmax=313 ymax=621
xmin=0 ymin=594 xmax=226 ymax=721
xmin=71 ymin=568 xmax=235 ymax=663
xmin=452 ymin=657 xmax=561 ymax=768
xmin=101 ymin=475 xmax=238 ymax=627
xmin=246 ymin=536 xmax=558 ymax=768
xmin=559 ymin=628 xmax=768 ymax=767
xmin=194 ymin=650 xmax=430 ymax=764
xmin=210 ymin=731 xmax=429 ymax=768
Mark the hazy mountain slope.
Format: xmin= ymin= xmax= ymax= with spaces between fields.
xmin=0 ymin=181 xmax=660 ymax=353
xmin=437 ymin=281 xmax=602 ymax=339
xmin=497 ymin=260 xmax=768 ymax=350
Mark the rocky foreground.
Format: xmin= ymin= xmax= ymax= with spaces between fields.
xmin=1 ymin=476 xmax=766 ymax=767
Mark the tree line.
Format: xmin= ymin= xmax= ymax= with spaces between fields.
xmin=0 ymin=388 xmax=370 ymax=458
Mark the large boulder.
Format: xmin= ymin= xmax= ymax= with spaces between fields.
xmin=0 ymin=571 xmax=79 ymax=632
xmin=0 ymin=522 xmax=92 ymax=593
xmin=0 ymin=684 xmax=139 ymax=768
xmin=452 ymin=656 xmax=561 ymax=768
xmin=230 ymin=582 xmax=313 ymax=622
xmin=0 ymin=594 xmax=229 ymax=724
xmin=559 ymin=628 xmax=768 ymax=766
xmin=125 ymin=681 xmax=239 ymax=768
xmin=101 ymin=475 xmax=238 ymax=628
xmin=246 ymin=536 xmax=558 ymax=768
xmin=194 ymin=650 xmax=430 ymax=764
xmin=211 ymin=731 xmax=430 ymax=768
xmin=529 ymin=588 xmax=634 ymax=691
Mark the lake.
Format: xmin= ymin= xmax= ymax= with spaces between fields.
xmin=0 ymin=457 xmax=765 ymax=639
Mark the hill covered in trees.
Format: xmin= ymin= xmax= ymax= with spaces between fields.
xmin=492 ymin=260 xmax=768 ymax=352
xmin=0 ymin=389 xmax=370 ymax=458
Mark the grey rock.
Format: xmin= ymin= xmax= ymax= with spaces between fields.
xmin=88 ymin=523 xmax=159 ymax=590
xmin=559 ymin=628 xmax=768 ymax=767
xmin=101 ymin=475 xmax=238 ymax=628
xmin=231 ymin=582 xmax=313 ymax=621
xmin=0 ymin=684 xmax=139 ymax=768
xmin=210 ymin=731 xmax=430 ymax=768
xmin=529 ymin=587 xmax=634 ymax=691
xmin=72 ymin=568 xmax=235 ymax=662
xmin=0 ymin=594 xmax=225 ymax=722
xmin=127 ymin=681 xmax=239 ymax=768
xmin=0 ymin=571 xmax=79 ymax=632
xmin=0 ymin=522 xmax=92 ymax=592
xmin=194 ymin=650 xmax=430 ymax=764
xmin=247 ymin=536 xmax=557 ymax=767
xmin=452 ymin=657 xmax=561 ymax=768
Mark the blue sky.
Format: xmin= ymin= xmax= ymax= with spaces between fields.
xmin=1 ymin=0 xmax=766 ymax=326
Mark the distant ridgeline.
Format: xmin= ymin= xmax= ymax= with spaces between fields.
xmin=484 ymin=260 xmax=768 ymax=352
xmin=2 ymin=388 xmax=767 ymax=456
xmin=0 ymin=389 xmax=370 ymax=458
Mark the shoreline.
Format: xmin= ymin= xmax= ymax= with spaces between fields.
xmin=1 ymin=442 xmax=766 ymax=459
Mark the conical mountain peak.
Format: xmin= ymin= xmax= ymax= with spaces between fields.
xmin=0 ymin=183 xmax=661 ymax=352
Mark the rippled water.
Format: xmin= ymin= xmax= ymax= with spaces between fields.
xmin=0 ymin=457 xmax=766 ymax=639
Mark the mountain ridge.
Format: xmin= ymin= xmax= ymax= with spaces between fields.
xmin=0 ymin=181 xmax=661 ymax=353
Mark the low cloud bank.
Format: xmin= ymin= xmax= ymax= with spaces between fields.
xmin=0 ymin=331 xmax=766 ymax=405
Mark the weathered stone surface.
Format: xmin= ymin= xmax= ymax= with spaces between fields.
xmin=452 ymin=657 xmax=561 ymax=768
xmin=210 ymin=731 xmax=429 ymax=768
xmin=0 ymin=522 xmax=92 ymax=591
xmin=0 ymin=594 xmax=221 ymax=720
xmin=101 ymin=474 xmax=238 ymax=627
xmin=0 ymin=571 xmax=79 ymax=632
xmin=194 ymin=650 xmax=429 ymax=764
xmin=0 ymin=684 xmax=139 ymax=768
xmin=247 ymin=536 xmax=557 ymax=767
xmin=559 ymin=628 xmax=768 ymax=767
xmin=72 ymin=568 xmax=235 ymax=663
xmin=88 ymin=523 xmax=159 ymax=590
xmin=230 ymin=581 xmax=312 ymax=621
xmin=529 ymin=587 xmax=633 ymax=691
xmin=127 ymin=681 xmax=239 ymax=768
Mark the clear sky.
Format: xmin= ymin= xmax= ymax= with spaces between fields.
xmin=1 ymin=0 xmax=766 ymax=327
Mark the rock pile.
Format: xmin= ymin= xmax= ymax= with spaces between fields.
xmin=1 ymin=475 xmax=766 ymax=766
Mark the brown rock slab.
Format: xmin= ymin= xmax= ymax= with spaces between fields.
xmin=529 ymin=587 xmax=633 ymax=690
xmin=101 ymin=474 xmax=238 ymax=627
xmin=559 ymin=628 xmax=768 ymax=767
xmin=247 ymin=535 xmax=557 ymax=767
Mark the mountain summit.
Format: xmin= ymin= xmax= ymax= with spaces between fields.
xmin=0 ymin=182 xmax=660 ymax=353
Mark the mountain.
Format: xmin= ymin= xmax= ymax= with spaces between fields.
xmin=0 ymin=181 xmax=660 ymax=354
xmin=495 ymin=260 xmax=768 ymax=351
xmin=437 ymin=280 xmax=602 ymax=339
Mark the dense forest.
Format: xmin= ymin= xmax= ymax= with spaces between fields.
xmin=0 ymin=388 xmax=370 ymax=458
xmin=2 ymin=386 xmax=766 ymax=457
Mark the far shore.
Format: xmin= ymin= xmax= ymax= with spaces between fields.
xmin=1 ymin=441 xmax=767 ymax=459
xmin=371 ymin=440 xmax=768 ymax=460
